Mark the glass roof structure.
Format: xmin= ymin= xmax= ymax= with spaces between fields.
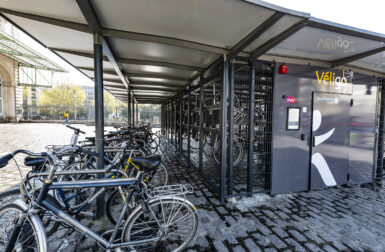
xmin=0 ymin=0 xmax=383 ymax=103
xmin=0 ymin=29 xmax=64 ymax=72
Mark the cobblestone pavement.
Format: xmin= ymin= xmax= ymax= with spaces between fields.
xmin=163 ymin=144 xmax=385 ymax=252
xmin=0 ymin=123 xmax=114 ymax=191
xmin=1 ymin=124 xmax=385 ymax=251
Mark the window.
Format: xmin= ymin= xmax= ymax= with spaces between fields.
xmin=0 ymin=74 xmax=2 ymax=114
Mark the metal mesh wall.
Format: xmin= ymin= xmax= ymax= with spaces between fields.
xmin=181 ymin=91 xmax=188 ymax=155
xmin=190 ymin=88 xmax=200 ymax=169
xmin=201 ymin=79 xmax=222 ymax=191
xmin=227 ymin=57 xmax=274 ymax=196
xmin=377 ymin=80 xmax=385 ymax=179
xmin=161 ymin=57 xmax=274 ymax=199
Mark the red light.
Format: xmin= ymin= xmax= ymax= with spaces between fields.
xmin=279 ymin=65 xmax=288 ymax=74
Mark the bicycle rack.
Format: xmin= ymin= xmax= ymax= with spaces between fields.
xmin=162 ymin=55 xmax=275 ymax=202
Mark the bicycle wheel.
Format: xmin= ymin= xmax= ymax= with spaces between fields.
xmin=105 ymin=189 xmax=135 ymax=225
xmin=17 ymin=185 xmax=62 ymax=238
xmin=0 ymin=202 xmax=46 ymax=251
xmin=213 ymin=139 xmax=243 ymax=166
xmin=53 ymin=162 xmax=96 ymax=209
xmin=147 ymin=164 xmax=168 ymax=187
xmin=202 ymin=136 xmax=214 ymax=157
xmin=122 ymin=197 xmax=198 ymax=252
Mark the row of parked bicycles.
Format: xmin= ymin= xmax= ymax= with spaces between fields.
xmin=0 ymin=124 xmax=198 ymax=251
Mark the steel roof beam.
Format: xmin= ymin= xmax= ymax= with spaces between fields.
xmin=307 ymin=19 xmax=385 ymax=43
xmin=102 ymin=29 xmax=227 ymax=54
xmin=76 ymin=0 xmax=129 ymax=89
xmin=191 ymin=12 xmax=293 ymax=83
xmin=0 ymin=8 xmax=91 ymax=33
xmin=230 ymin=12 xmax=285 ymax=55
xmin=51 ymin=47 xmax=203 ymax=71
xmin=251 ymin=19 xmax=308 ymax=58
xmin=332 ymin=46 xmax=385 ymax=67
xmin=77 ymin=66 xmax=190 ymax=82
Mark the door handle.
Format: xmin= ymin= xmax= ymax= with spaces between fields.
xmin=312 ymin=136 xmax=315 ymax=147
xmin=301 ymin=134 xmax=305 ymax=141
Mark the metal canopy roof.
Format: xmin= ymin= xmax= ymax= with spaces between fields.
xmin=0 ymin=29 xmax=64 ymax=72
xmin=1 ymin=0 xmax=384 ymax=104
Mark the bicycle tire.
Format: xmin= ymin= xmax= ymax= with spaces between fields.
xmin=2 ymin=188 xmax=62 ymax=238
xmin=0 ymin=201 xmax=47 ymax=252
xmin=122 ymin=197 xmax=198 ymax=252
xmin=105 ymin=189 xmax=134 ymax=225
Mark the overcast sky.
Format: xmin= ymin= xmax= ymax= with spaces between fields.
xmin=20 ymin=0 xmax=385 ymax=86
xmin=263 ymin=0 xmax=385 ymax=34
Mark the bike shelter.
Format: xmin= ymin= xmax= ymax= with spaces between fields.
xmin=1 ymin=0 xmax=384 ymax=204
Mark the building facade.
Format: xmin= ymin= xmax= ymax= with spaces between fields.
xmin=0 ymin=16 xmax=64 ymax=122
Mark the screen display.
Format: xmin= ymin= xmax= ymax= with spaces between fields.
xmin=287 ymin=107 xmax=300 ymax=130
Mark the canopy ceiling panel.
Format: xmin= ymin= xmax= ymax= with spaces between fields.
xmin=121 ymin=64 xmax=197 ymax=79
xmin=129 ymin=77 xmax=186 ymax=86
xmin=267 ymin=26 xmax=385 ymax=61
xmin=109 ymin=37 xmax=218 ymax=68
xmin=348 ymin=51 xmax=385 ymax=74
xmin=131 ymin=84 xmax=183 ymax=90
xmin=56 ymin=52 xmax=115 ymax=70
xmin=4 ymin=15 xmax=93 ymax=52
xmin=0 ymin=0 xmax=86 ymax=24
xmin=92 ymin=0 xmax=276 ymax=49
xmin=81 ymin=69 xmax=122 ymax=80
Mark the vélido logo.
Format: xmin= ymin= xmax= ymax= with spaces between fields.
xmin=286 ymin=96 xmax=296 ymax=103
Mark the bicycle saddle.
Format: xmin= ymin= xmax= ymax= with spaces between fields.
xmin=24 ymin=156 xmax=45 ymax=167
xmin=131 ymin=155 xmax=161 ymax=173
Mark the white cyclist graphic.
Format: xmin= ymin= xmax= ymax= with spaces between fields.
xmin=311 ymin=110 xmax=337 ymax=186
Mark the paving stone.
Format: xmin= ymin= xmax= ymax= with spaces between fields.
xmin=232 ymin=245 xmax=246 ymax=252
xmin=272 ymin=227 xmax=288 ymax=238
xmin=268 ymin=234 xmax=287 ymax=249
xmin=305 ymin=242 xmax=323 ymax=252
xmin=285 ymin=238 xmax=306 ymax=252
xmin=217 ymin=206 xmax=228 ymax=215
xmin=288 ymin=229 xmax=307 ymax=242
xmin=264 ymin=248 xmax=277 ymax=252
xmin=244 ymin=238 xmax=261 ymax=252
xmin=323 ymin=245 xmax=338 ymax=252
xmin=213 ymin=240 xmax=228 ymax=252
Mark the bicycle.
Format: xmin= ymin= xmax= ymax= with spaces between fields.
xmin=0 ymin=150 xmax=198 ymax=252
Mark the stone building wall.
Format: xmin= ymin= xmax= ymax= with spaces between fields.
xmin=0 ymin=54 xmax=21 ymax=122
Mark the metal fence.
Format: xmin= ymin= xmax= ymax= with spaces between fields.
xmin=376 ymin=80 xmax=385 ymax=179
xmin=162 ymin=55 xmax=275 ymax=202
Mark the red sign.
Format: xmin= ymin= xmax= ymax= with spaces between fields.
xmin=286 ymin=96 xmax=296 ymax=103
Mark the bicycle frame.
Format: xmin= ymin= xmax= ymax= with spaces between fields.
xmin=37 ymin=176 xmax=162 ymax=249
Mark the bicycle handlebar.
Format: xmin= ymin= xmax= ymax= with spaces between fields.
xmin=0 ymin=150 xmax=50 ymax=168
xmin=66 ymin=125 xmax=85 ymax=134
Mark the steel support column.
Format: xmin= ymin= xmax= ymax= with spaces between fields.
xmin=131 ymin=96 xmax=135 ymax=125
xmin=187 ymin=84 xmax=191 ymax=161
xmin=128 ymin=90 xmax=131 ymax=125
xmin=199 ymin=76 xmax=204 ymax=176
xmin=93 ymin=33 xmax=105 ymax=217
xmin=136 ymin=102 xmax=139 ymax=125
xmin=132 ymin=98 xmax=135 ymax=126
xmin=228 ymin=61 xmax=235 ymax=196
xmin=220 ymin=57 xmax=229 ymax=204
xmin=247 ymin=62 xmax=256 ymax=194
xmin=175 ymin=97 xmax=178 ymax=148
xmin=179 ymin=91 xmax=183 ymax=153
